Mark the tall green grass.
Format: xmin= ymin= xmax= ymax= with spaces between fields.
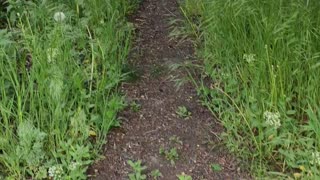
xmin=182 ymin=0 xmax=320 ymax=178
xmin=0 ymin=0 xmax=138 ymax=179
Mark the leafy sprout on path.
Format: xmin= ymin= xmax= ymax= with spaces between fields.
xmin=177 ymin=172 xmax=192 ymax=180
xmin=127 ymin=160 xmax=147 ymax=180
xmin=150 ymin=169 xmax=163 ymax=179
xmin=169 ymin=135 xmax=183 ymax=145
xmin=130 ymin=101 xmax=141 ymax=112
xmin=210 ymin=163 xmax=222 ymax=172
xmin=159 ymin=147 xmax=179 ymax=165
xmin=176 ymin=106 xmax=192 ymax=119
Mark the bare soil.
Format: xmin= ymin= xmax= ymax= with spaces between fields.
xmin=89 ymin=0 xmax=249 ymax=179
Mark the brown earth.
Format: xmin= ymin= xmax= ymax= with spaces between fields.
xmin=89 ymin=0 xmax=249 ymax=179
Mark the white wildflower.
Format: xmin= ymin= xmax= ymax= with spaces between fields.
xmin=69 ymin=161 xmax=80 ymax=171
xmin=243 ymin=53 xmax=256 ymax=63
xmin=48 ymin=165 xmax=63 ymax=179
xmin=221 ymin=72 xmax=230 ymax=78
xmin=263 ymin=111 xmax=281 ymax=128
xmin=47 ymin=48 xmax=58 ymax=63
xmin=311 ymin=152 xmax=320 ymax=166
xmin=54 ymin=12 xmax=66 ymax=22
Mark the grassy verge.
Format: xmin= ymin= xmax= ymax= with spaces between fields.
xmin=181 ymin=0 xmax=320 ymax=178
xmin=0 ymin=0 xmax=139 ymax=179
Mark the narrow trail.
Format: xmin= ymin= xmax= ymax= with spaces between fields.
xmin=90 ymin=0 xmax=245 ymax=179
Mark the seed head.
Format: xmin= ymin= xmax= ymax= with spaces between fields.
xmin=54 ymin=12 xmax=66 ymax=22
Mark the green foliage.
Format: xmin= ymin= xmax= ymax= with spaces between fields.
xmin=181 ymin=0 xmax=320 ymax=178
xmin=122 ymin=64 xmax=143 ymax=83
xmin=127 ymin=160 xmax=147 ymax=180
xmin=177 ymin=173 xmax=192 ymax=180
xmin=0 ymin=0 xmax=135 ymax=178
xmin=150 ymin=64 xmax=166 ymax=78
xmin=53 ymin=140 xmax=92 ymax=179
xmin=150 ymin=169 xmax=163 ymax=179
xmin=159 ymin=147 xmax=179 ymax=165
xmin=210 ymin=163 xmax=222 ymax=172
xmin=12 ymin=122 xmax=47 ymax=178
xmin=176 ymin=106 xmax=192 ymax=119
xmin=130 ymin=101 xmax=142 ymax=112
xmin=169 ymin=135 xmax=183 ymax=145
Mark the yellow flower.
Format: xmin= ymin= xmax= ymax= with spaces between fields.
xmin=293 ymin=173 xmax=302 ymax=179
xmin=299 ymin=165 xmax=306 ymax=172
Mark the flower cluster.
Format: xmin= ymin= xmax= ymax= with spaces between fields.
xmin=69 ymin=161 xmax=80 ymax=171
xmin=311 ymin=152 xmax=320 ymax=166
xmin=47 ymin=48 xmax=58 ymax=63
xmin=263 ymin=111 xmax=281 ymax=128
xmin=243 ymin=53 xmax=256 ymax=63
xmin=48 ymin=165 xmax=63 ymax=179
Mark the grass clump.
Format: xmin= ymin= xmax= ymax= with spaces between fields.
xmin=181 ymin=0 xmax=320 ymax=178
xmin=0 ymin=0 xmax=139 ymax=179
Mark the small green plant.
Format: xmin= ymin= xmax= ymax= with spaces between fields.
xmin=151 ymin=64 xmax=166 ymax=77
xmin=159 ymin=147 xmax=179 ymax=165
xmin=177 ymin=173 xmax=192 ymax=180
xmin=176 ymin=106 xmax=191 ymax=119
xmin=150 ymin=169 xmax=163 ymax=179
xmin=130 ymin=101 xmax=141 ymax=112
xmin=169 ymin=135 xmax=183 ymax=145
xmin=127 ymin=160 xmax=147 ymax=180
xmin=123 ymin=64 xmax=142 ymax=83
xmin=210 ymin=163 xmax=222 ymax=172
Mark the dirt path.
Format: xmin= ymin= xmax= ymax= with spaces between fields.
xmin=89 ymin=0 xmax=246 ymax=179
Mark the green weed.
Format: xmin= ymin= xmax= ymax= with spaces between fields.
xmin=177 ymin=173 xmax=192 ymax=180
xmin=159 ymin=147 xmax=179 ymax=165
xmin=176 ymin=106 xmax=192 ymax=119
xmin=169 ymin=135 xmax=183 ymax=145
xmin=127 ymin=160 xmax=147 ymax=180
xmin=210 ymin=163 xmax=222 ymax=172
xmin=150 ymin=169 xmax=163 ymax=180
xmin=150 ymin=64 xmax=166 ymax=78
xmin=130 ymin=101 xmax=142 ymax=112
xmin=122 ymin=64 xmax=143 ymax=83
